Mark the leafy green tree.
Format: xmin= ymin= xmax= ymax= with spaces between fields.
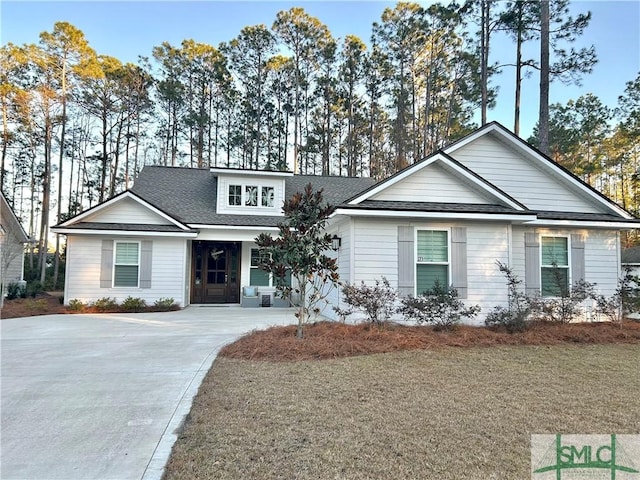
xmin=255 ymin=184 xmax=339 ymax=339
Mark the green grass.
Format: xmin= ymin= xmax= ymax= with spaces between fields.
xmin=164 ymin=345 xmax=640 ymax=479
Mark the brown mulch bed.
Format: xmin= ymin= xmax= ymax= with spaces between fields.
xmin=0 ymin=292 xmax=67 ymax=318
xmin=0 ymin=293 xmax=180 ymax=319
xmin=219 ymin=320 xmax=640 ymax=361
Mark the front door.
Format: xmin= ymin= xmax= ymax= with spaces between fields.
xmin=191 ymin=241 xmax=240 ymax=303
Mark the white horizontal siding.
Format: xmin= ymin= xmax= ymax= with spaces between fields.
xmin=350 ymin=219 xmax=512 ymax=325
xmin=452 ymin=135 xmax=601 ymax=213
xmin=465 ymin=223 xmax=511 ymax=322
xmin=84 ymin=197 xmax=169 ymax=225
xmin=216 ymin=174 xmax=285 ymax=216
xmin=371 ymin=163 xmax=489 ymax=204
xmin=509 ymin=228 xmax=620 ymax=319
xmin=65 ymin=235 xmax=187 ymax=307
xmin=1 ymin=235 xmax=24 ymax=285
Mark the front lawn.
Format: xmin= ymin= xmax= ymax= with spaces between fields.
xmin=163 ymin=343 xmax=639 ymax=479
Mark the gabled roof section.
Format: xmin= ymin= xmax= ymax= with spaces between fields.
xmin=444 ymin=121 xmax=634 ymax=219
xmin=56 ymin=190 xmax=192 ymax=231
xmin=345 ymin=150 xmax=526 ymax=211
xmin=0 ymin=193 xmax=29 ymax=242
xmin=129 ymin=166 xmax=376 ymax=226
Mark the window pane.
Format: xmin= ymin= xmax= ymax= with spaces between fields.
xmin=245 ymin=185 xmax=258 ymax=206
xmin=274 ymin=269 xmax=292 ymax=287
xmin=417 ymin=231 xmax=448 ymax=262
xmin=115 ymin=243 xmax=138 ymax=264
xmin=261 ymin=186 xmax=274 ymax=207
xmin=541 ymin=267 xmax=569 ymax=297
xmin=114 ymin=265 xmax=138 ymax=287
xmin=251 ymin=248 xmax=269 ymax=267
xmin=250 ymin=268 xmax=270 ymax=286
xmin=228 ymin=185 xmax=241 ymax=206
xmin=541 ymin=237 xmax=568 ymax=266
xmin=416 ymin=264 xmax=448 ymax=295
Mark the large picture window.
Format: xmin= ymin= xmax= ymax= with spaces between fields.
xmin=416 ymin=230 xmax=448 ymax=295
xmin=541 ymin=236 xmax=569 ymax=297
xmin=114 ymin=242 xmax=139 ymax=287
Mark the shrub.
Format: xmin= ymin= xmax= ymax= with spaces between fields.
xmin=5 ymin=282 xmax=25 ymax=300
xmin=67 ymin=299 xmax=86 ymax=312
xmin=338 ymin=277 xmax=398 ymax=325
xmin=399 ymin=280 xmax=481 ymax=331
xmin=121 ymin=296 xmax=147 ymax=312
xmin=24 ymin=299 xmax=47 ymax=312
xmin=538 ymin=278 xmax=596 ymax=324
xmin=595 ymin=267 xmax=640 ymax=322
xmin=153 ymin=297 xmax=177 ymax=311
xmin=485 ymin=261 xmax=536 ymax=332
xmin=26 ymin=281 xmax=43 ymax=298
xmin=92 ymin=297 xmax=118 ymax=312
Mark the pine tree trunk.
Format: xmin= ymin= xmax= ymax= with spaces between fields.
xmin=538 ymin=0 xmax=550 ymax=154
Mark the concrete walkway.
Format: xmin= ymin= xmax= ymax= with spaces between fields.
xmin=1 ymin=306 xmax=296 ymax=480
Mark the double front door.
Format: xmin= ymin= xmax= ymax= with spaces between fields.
xmin=191 ymin=241 xmax=240 ymax=303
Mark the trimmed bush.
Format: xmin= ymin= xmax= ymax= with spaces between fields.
xmin=399 ymin=280 xmax=481 ymax=331
xmin=121 ymin=296 xmax=147 ymax=312
xmin=153 ymin=297 xmax=177 ymax=311
xmin=92 ymin=297 xmax=118 ymax=312
xmin=337 ymin=277 xmax=398 ymax=324
xmin=67 ymin=299 xmax=86 ymax=312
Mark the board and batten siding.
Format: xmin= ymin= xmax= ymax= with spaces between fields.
xmin=451 ymin=135 xmax=602 ymax=213
xmin=65 ymin=235 xmax=188 ymax=306
xmin=321 ymin=219 xmax=352 ymax=320
xmin=83 ymin=197 xmax=169 ymax=225
xmin=370 ymin=163 xmax=489 ymax=204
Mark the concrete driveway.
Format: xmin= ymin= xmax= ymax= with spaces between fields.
xmin=1 ymin=306 xmax=295 ymax=480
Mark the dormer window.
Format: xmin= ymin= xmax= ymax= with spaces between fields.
xmin=228 ymin=183 xmax=276 ymax=209
xmin=262 ymin=187 xmax=274 ymax=207
xmin=245 ymin=186 xmax=258 ymax=206
xmin=229 ymin=185 xmax=242 ymax=206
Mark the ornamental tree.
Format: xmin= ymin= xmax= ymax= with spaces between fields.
xmin=255 ymin=183 xmax=339 ymax=338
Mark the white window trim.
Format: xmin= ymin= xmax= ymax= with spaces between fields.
xmin=540 ymin=234 xmax=572 ymax=297
xmin=249 ymin=248 xmax=292 ymax=288
xmin=228 ymin=184 xmax=275 ymax=209
xmin=113 ymin=240 xmax=141 ymax=288
xmin=415 ymin=228 xmax=451 ymax=296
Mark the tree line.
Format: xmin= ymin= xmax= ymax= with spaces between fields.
xmin=1 ymin=1 xmax=639 ymax=287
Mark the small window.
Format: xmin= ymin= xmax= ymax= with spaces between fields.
xmin=228 ymin=185 xmax=242 ymax=206
xmin=416 ymin=230 xmax=448 ymax=295
xmin=249 ymin=248 xmax=291 ymax=287
xmin=261 ymin=186 xmax=274 ymax=207
xmin=541 ymin=236 xmax=569 ymax=297
xmin=114 ymin=242 xmax=139 ymax=287
xmin=245 ymin=185 xmax=258 ymax=206
xmin=250 ymin=248 xmax=270 ymax=286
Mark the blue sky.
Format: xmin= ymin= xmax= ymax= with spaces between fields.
xmin=2 ymin=0 xmax=639 ymax=140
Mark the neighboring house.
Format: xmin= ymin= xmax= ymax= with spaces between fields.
xmin=621 ymin=246 xmax=640 ymax=277
xmin=52 ymin=122 xmax=640 ymax=323
xmin=1 ymin=192 xmax=29 ymax=296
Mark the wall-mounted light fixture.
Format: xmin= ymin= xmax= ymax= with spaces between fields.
xmin=331 ymin=234 xmax=342 ymax=251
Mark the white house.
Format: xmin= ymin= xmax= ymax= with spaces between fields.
xmin=52 ymin=122 xmax=640 ymax=323
xmin=1 ymin=192 xmax=29 ymax=296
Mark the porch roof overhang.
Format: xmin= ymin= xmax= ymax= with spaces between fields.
xmin=51 ymin=222 xmax=199 ymax=237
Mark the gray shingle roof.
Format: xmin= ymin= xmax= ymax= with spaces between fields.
xmin=534 ymin=211 xmax=640 ymax=222
xmin=130 ymin=166 xmax=375 ymax=227
xmin=63 ymin=222 xmax=194 ymax=233
xmin=348 ymin=200 xmax=528 ymax=215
